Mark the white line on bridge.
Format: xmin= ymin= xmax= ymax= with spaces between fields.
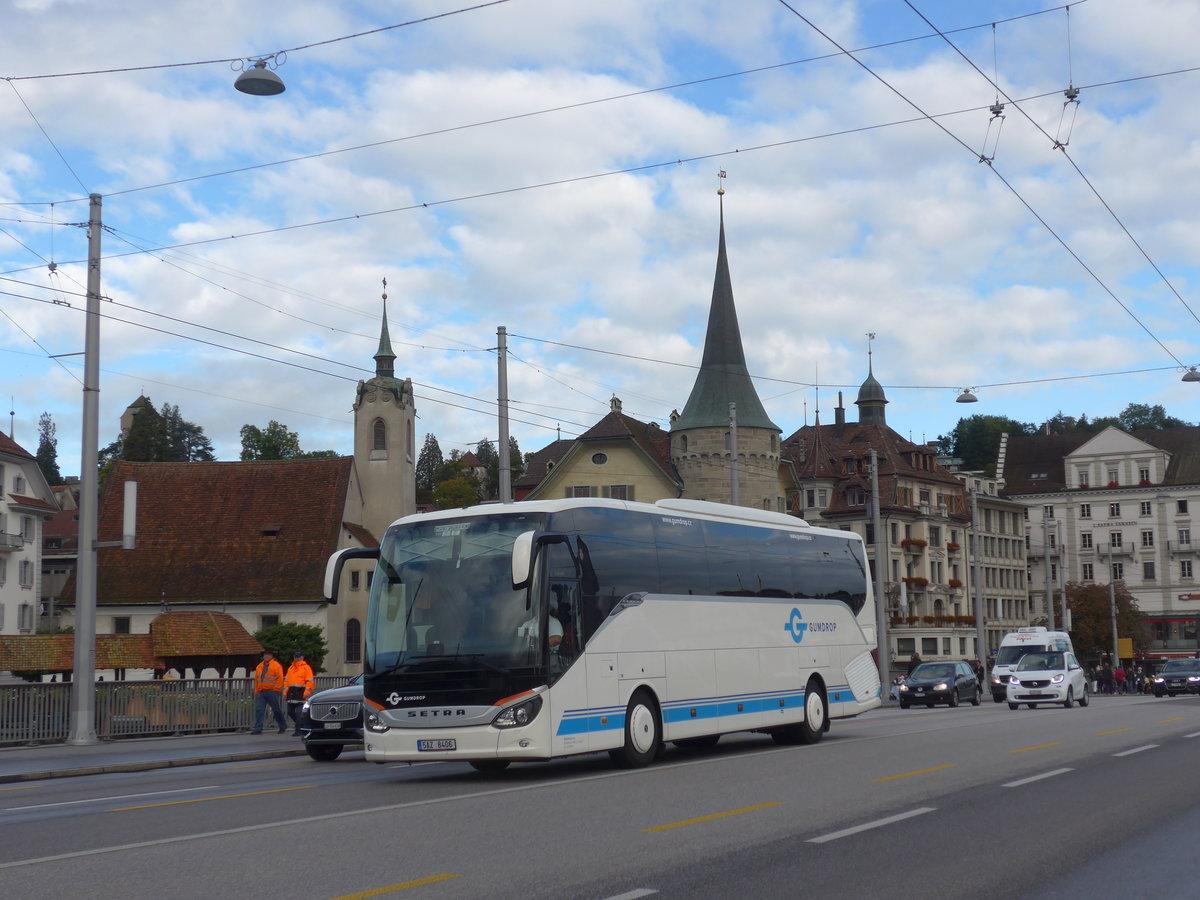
xmin=1183 ymin=732 xmax=1200 ymax=739
xmin=1113 ymin=745 xmax=1159 ymax=757
xmin=1003 ymin=768 xmax=1074 ymax=788
xmin=4 ymin=785 xmax=218 ymax=813
xmin=601 ymin=890 xmax=659 ymax=900
xmin=807 ymin=807 xmax=936 ymax=844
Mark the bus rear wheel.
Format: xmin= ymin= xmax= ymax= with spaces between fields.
xmin=610 ymin=690 xmax=661 ymax=769
xmin=771 ymin=678 xmax=826 ymax=746
xmin=468 ymin=759 xmax=511 ymax=774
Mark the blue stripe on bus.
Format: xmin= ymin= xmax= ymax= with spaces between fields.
xmin=556 ymin=685 xmax=861 ymax=737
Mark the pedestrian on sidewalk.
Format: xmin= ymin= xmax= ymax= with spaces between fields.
xmin=1114 ymin=664 xmax=1127 ymax=694
xmin=252 ymin=650 xmax=288 ymax=734
xmin=284 ymin=651 xmax=315 ymax=735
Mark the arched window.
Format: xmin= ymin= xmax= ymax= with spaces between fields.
xmin=372 ymin=418 xmax=386 ymax=451
xmin=345 ymin=618 xmax=362 ymax=664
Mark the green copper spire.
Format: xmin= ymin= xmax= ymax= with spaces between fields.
xmin=672 ymin=197 xmax=779 ymax=432
xmin=375 ymin=280 xmax=396 ymax=379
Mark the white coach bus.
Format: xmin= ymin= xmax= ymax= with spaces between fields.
xmin=325 ymin=497 xmax=881 ymax=772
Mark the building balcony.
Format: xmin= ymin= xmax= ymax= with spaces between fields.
xmin=0 ymin=532 xmax=24 ymax=551
xmin=1169 ymin=541 xmax=1195 ymax=554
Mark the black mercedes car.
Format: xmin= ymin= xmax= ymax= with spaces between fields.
xmin=1152 ymin=659 xmax=1200 ymax=697
xmin=898 ymin=661 xmax=981 ymax=708
xmin=299 ymin=673 xmax=363 ymax=761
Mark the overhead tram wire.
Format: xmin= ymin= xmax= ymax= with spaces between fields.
xmin=903 ymin=0 xmax=1200 ymax=330
xmin=773 ymin=0 xmax=1190 ymax=371
xmin=2 ymin=2 xmax=1087 ymax=210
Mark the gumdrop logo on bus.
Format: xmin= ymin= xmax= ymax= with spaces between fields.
xmin=786 ymin=608 xmax=808 ymax=643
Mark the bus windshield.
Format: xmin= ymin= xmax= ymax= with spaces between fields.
xmin=365 ymin=511 xmax=548 ymax=674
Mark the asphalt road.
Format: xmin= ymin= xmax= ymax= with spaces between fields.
xmin=1 ymin=693 xmax=1197 ymax=899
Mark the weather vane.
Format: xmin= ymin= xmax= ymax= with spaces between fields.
xmin=717 ymin=170 xmax=727 ymax=196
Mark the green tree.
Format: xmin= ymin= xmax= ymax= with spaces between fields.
xmin=1116 ymin=403 xmax=1190 ymax=431
xmin=98 ymin=400 xmax=214 ymax=465
xmin=415 ymin=434 xmax=443 ymax=505
xmin=474 ymin=438 xmax=499 ymax=500
xmin=253 ymin=622 xmax=329 ymax=673
xmin=937 ymin=415 xmax=1033 ymax=474
xmin=240 ymin=420 xmax=303 ymax=460
xmin=35 ymin=411 xmax=63 ymax=485
xmin=1062 ymin=581 xmax=1148 ymax=660
xmin=160 ymin=403 xmax=215 ymax=461
xmin=122 ymin=403 xmax=166 ymax=462
xmin=433 ymin=476 xmax=478 ymax=510
xmin=506 ymin=436 xmax=525 ymax=484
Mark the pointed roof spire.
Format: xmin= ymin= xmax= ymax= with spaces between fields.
xmin=855 ymin=332 xmax=888 ymax=426
xmin=672 ymin=180 xmax=779 ymax=433
xmin=374 ymin=277 xmax=396 ymax=379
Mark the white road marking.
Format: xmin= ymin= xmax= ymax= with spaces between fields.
xmin=807 ymin=807 xmax=936 ymax=844
xmin=4 ymin=786 xmax=218 ymax=813
xmin=1003 ymin=768 xmax=1073 ymax=788
xmin=1113 ymin=744 xmax=1159 ymax=757
xmin=601 ymin=890 xmax=659 ymax=900
xmin=1183 ymin=731 xmax=1200 ymax=739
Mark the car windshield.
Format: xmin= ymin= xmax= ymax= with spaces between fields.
xmin=1159 ymin=659 xmax=1200 ymax=673
xmin=912 ymin=663 xmax=955 ymax=679
xmin=1016 ymin=652 xmax=1064 ymax=671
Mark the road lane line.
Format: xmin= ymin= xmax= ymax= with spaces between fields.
xmin=1095 ymin=727 xmax=1132 ymax=736
xmin=0 ymin=785 xmax=41 ymax=792
xmin=1158 ymin=717 xmax=1185 ymax=723
xmin=1003 ymin=768 xmax=1073 ymax=788
xmin=600 ymin=891 xmax=658 ymax=900
xmin=807 ymin=807 xmax=936 ymax=844
xmin=645 ymin=801 xmax=781 ymax=832
xmin=1183 ymin=731 xmax=1200 ymax=738
xmin=109 ymin=786 xmax=311 ymax=811
xmin=875 ymin=764 xmax=953 ymax=782
xmin=8 ymin=786 xmax=217 ymax=812
xmin=228 ymin=759 xmax=309 ymax=769
xmin=1010 ymin=742 xmax=1061 ymax=754
xmin=328 ymin=874 xmax=459 ymax=898
xmin=1113 ymin=745 xmax=1159 ymax=757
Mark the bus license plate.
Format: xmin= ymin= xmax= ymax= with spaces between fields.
xmin=418 ymin=739 xmax=456 ymax=752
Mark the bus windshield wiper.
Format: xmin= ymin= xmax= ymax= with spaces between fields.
xmin=401 ymin=653 xmax=510 ymax=675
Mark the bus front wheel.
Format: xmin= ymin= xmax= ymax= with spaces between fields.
xmin=610 ymin=690 xmax=661 ymax=769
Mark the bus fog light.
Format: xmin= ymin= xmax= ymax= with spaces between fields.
xmin=494 ymin=696 xmax=542 ymax=729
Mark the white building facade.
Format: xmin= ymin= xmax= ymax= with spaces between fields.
xmin=0 ymin=435 xmax=57 ymax=635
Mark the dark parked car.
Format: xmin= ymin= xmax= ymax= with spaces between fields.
xmin=299 ymin=674 xmax=363 ymax=761
xmin=898 ymin=661 xmax=981 ymax=709
xmin=1152 ymin=659 xmax=1200 ymax=697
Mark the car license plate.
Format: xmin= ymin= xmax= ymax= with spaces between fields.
xmin=914 ymin=690 xmax=925 ymax=695
xmin=323 ymin=722 xmax=340 ymax=730
xmin=418 ymin=739 xmax=456 ymax=751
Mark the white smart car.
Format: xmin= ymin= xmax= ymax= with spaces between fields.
xmin=1006 ymin=651 xmax=1090 ymax=709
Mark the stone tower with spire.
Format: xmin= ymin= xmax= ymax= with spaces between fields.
xmin=353 ymin=283 xmax=417 ymax=539
xmin=670 ymin=192 xmax=783 ymax=510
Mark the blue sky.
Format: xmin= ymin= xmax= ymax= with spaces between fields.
xmin=2 ymin=0 xmax=1198 ymax=476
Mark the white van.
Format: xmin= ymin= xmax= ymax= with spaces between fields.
xmin=989 ymin=627 xmax=1075 ymax=702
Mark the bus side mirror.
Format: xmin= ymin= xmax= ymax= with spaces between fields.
xmin=324 ymin=546 xmax=380 ymax=603
xmin=512 ymin=531 xmax=536 ymax=588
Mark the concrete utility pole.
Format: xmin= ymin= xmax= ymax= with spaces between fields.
xmin=870 ymin=449 xmax=890 ymax=698
xmin=971 ymin=487 xmax=986 ymax=664
xmin=1042 ymin=508 xmax=1056 ymax=631
xmin=497 ymin=326 xmax=511 ymax=503
xmin=68 ymin=194 xmax=103 ymax=746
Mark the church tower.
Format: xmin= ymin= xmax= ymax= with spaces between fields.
xmin=353 ymin=282 xmax=417 ymax=539
xmin=670 ymin=188 xmax=783 ymax=510
xmin=855 ymin=341 xmax=888 ymax=426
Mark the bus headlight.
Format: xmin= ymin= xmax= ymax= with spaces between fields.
xmin=493 ymin=695 xmax=542 ymax=729
xmin=365 ymin=711 xmax=390 ymax=733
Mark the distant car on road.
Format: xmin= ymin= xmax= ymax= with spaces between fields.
xmin=1151 ymin=659 xmax=1200 ymax=697
xmin=898 ymin=661 xmax=981 ymax=709
xmin=299 ymin=673 xmax=363 ymax=761
xmin=1006 ymin=651 xmax=1089 ymax=709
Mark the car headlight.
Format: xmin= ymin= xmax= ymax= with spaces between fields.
xmin=1154 ymin=677 xmax=1165 ymax=683
xmin=301 ymin=700 xmax=312 ymax=713
xmin=1051 ymin=673 xmax=1064 ymax=684
xmin=991 ymin=675 xmax=1002 ymax=685
xmin=1189 ymin=676 xmax=1200 ymax=683
xmin=933 ymin=682 xmax=949 ymax=691
xmin=1009 ymin=677 xmax=1021 ymax=687
xmin=493 ymin=695 xmax=543 ymax=729
xmin=898 ymin=684 xmax=909 ymax=692
xmin=364 ymin=711 xmax=390 ymax=734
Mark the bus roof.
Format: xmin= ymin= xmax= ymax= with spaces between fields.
xmin=383 ymin=497 xmax=862 ymax=545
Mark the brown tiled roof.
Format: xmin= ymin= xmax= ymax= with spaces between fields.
xmin=1002 ymin=426 xmax=1200 ymax=494
xmin=0 ymin=635 xmax=164 ymax=673
xmin=149 ymin=610 xmax=262 ymax=656
xmin=8 ymin=493 xmax=58 ymax=513
xmin=0 ymin=433 xmax=34 ymax=459
xmin=515 ymin=439 xmax=575 ymax=495
xmin=63 ymin=458 xmax=353 ymax=607
xmin=342 ymin=521 xmax=379 ymax=548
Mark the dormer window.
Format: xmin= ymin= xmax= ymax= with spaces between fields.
xmin=261 ymin=523 xmax=282 ymax=539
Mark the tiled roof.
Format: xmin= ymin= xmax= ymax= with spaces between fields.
xmin=0 ymin=433 xmax=34 ymax=460
xmin=1002 ymin=426 xmax=1200 ymax=494
xmin=0 ymin=635 xmax=164 ymax=673
xmin=149 ymin=610 xmax=263 ymax=656
xmin=342 ymin=521 xmax=379 ymax=548
xmin=514 ymin=439 xmax=575 ymax=493
xmin=8 ymin=493 xmax=58 ymax=513
xmin=63 ymin=458 xmax=353 ymax=606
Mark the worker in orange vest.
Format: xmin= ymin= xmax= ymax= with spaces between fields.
xmin=284 ymin=651 xmax=316 ymax=735
xmin=252 ymin=649 xmax=287 ymax=734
